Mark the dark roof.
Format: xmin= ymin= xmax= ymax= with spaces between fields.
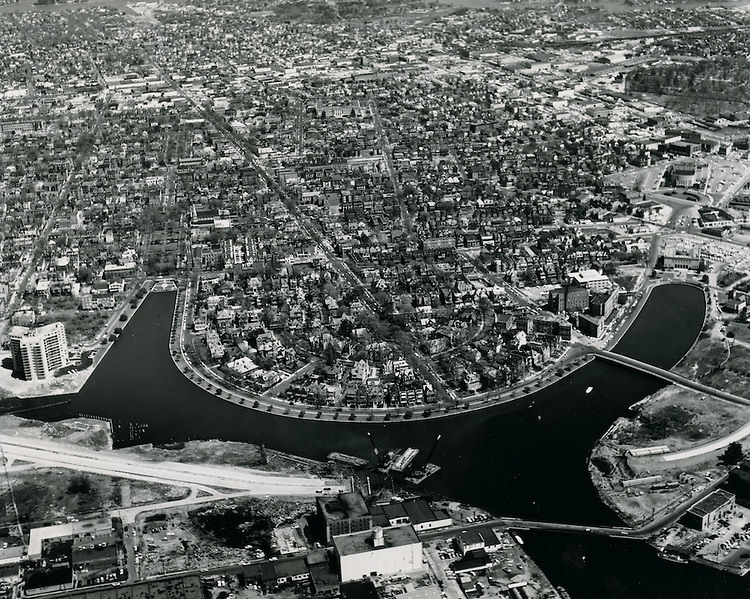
xmin=368 ymin=505 xmax=390 ymax=528
xmin=333 ymin=525 xmax=419 ymax=557
xmin=273 ymin=557 xmax=309 ymax=578
xmin=402 ymin=499 xmax=435 ymax=524
xmin=688 ymin=489 xmax=735 ymax=517
xmin=341 ymin=579 xmax=379 ymax=599
xmin=319 ymin=491 xmax=370 ymax=522
xmin=451 ymin=549 xmax=491 ymax=573
xmin=382 ymin=502 xmax=408 ymax=522
xmin=474 ymin=526 xmax=501 ymax=547
xmin=309 ymin=562 xmax=339 ymax=595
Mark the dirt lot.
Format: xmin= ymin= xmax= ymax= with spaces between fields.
xmin=136 ymin=496 xmax=315 ymax=578
xmin=0 ymin=415 xmax=112 ymax=449
xmin=121 ymin=440 xmax=267 ymax=468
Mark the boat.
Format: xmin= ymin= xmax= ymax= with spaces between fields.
xmin=585 ymin=386 xmax=593 ymax=394
xmin=326 ymin=452 xmax=369 ymax=468
xmin=659 ymin=550 xmax=689 ymax=564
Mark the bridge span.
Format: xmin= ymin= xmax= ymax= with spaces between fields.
xmin=588 ymin=349 xmax=750 ymax=407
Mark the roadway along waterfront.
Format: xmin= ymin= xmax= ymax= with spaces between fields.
xmin=27 ymin=282 xmax=750 ymax=599
xmin=0 ymin=434 xmax=345 ymax=495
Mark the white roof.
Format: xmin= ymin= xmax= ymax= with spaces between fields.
xmin=569 ymin=269 xmax=607 ymax=282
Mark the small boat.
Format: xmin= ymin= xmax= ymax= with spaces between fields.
xmin=660 ymin=551 xmax=688 ymax=564
xmin=585 ymin=386 xmax=594 ymax=394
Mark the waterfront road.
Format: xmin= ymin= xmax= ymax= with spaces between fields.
xmin=0 ymin=434 xmax=346 ymax=495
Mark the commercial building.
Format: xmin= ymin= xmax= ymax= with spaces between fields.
xmin=369 ymin=498 xmax=453 ymax=532
xmin=548 ymin=285 xmax=589 ymax=314
xmin=568 ymin=269 xmax=612 ymax=293
xmin=662 ymin=246 xmax=701 ymax=270
xmin=684 ymin=489 xmax=736 ymax=531
xmin=333 ymin=526 xmax=423 ymax=582
xmin=9 ymin=322 xmax=68 ymax=381
xmin=590 ymin=288 xmax=618 ymax=319
xmin=318 ymin=491 xmax=373 ymax=543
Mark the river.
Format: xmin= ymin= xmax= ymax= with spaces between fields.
xmin=25 ymin=282 xmax=750 ymax=598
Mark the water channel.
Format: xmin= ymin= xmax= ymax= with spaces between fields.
xmin=25 ymin=282 xmax=750 ymax=598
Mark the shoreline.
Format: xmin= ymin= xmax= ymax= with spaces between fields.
xmin=0 ymin=278 xmax=152 ymax=403
xmin=3 ymin=277 xmax=704 ymax=424
xmin=164 ymin=278 xmax=689 ymax=422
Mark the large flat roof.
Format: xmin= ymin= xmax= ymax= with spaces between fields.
xmin=28 ymin=517 xmax=113 ymax=559
xmin=689 ymin=489 xmax=735 ymax=517
xmin=333 ymin=525 xmax=420 ymax=557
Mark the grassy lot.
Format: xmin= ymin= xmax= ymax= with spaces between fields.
xmin=36 ymin=295 xmax=113 ymax=346
xmin=5 ymin=468 xmax=188 ymax=526
xmin=614 ymin=385 xmax=750 ymax=451
xmin=699 ymin=345 xmax=750 ymax=398
xmin=122 ymin=440 xmax=267 ymax=468
xmin=672 ymin=331 xmax=728 ymax=380
xmin=726 ymin=320 xmax=750 ymax=345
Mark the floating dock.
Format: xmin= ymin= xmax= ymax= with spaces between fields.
xmin=389 ymin=447 xmax=420 ymax=473
xmin=405 ymin=463 xmax=441 ymax=485
xmin=327 ymin=452 xmax=369 ymax=468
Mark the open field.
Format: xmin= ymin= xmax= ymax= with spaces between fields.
xmin=2 ymin=467 xmax=189 ymax=526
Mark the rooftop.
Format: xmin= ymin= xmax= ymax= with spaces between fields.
xmin=333 ymin=525 xmax=420 ymax=557
xmin=320 ymin=491 xmax=371 ymax=522
xmin=688 ymin=489 xmax=735 ymax=517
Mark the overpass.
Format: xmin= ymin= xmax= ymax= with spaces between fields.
xmin=588 ymin=348 xmax=750 ymax=408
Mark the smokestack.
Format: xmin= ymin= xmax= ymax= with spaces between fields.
xmin=367 ymin=477 xmax=372 ymax=497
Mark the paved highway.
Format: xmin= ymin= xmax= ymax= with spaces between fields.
xmin=0 ymin=434 xmax=345 ymax=496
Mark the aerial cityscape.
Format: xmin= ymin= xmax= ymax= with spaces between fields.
xmin=3 ymin=0 xmax=750 ymax=597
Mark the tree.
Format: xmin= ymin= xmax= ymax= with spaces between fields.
xmin=76 ymin=267 xmax=93 ymax=284
xmin=720 ymin=442 xmax=744 ymax=466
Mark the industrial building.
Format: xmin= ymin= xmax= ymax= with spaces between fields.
xmin=333 ymin=526 xmax=423 ymax=582
xmin=684 ymin=489 xmax=736 ymax=531
xmin=318 ymin=491 xmax=373 ymax=543
xmin=9 ymin=322 xmax=68 ymax=381
xmin=369 ymin=498 xmax=452 ymax=532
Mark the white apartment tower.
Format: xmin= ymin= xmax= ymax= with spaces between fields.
xmin=9 ymin=322 xmax=68 ymax=381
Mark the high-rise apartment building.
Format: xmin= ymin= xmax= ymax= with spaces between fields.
xmin=9 ymin=322 xmax=68 ymax=381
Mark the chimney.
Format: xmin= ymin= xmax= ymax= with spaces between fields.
xmin=372 ymin=526 xmax=385 ymax=548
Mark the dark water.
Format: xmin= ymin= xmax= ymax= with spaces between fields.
xmin=29 ymin=282 xmax=750 ymax=597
